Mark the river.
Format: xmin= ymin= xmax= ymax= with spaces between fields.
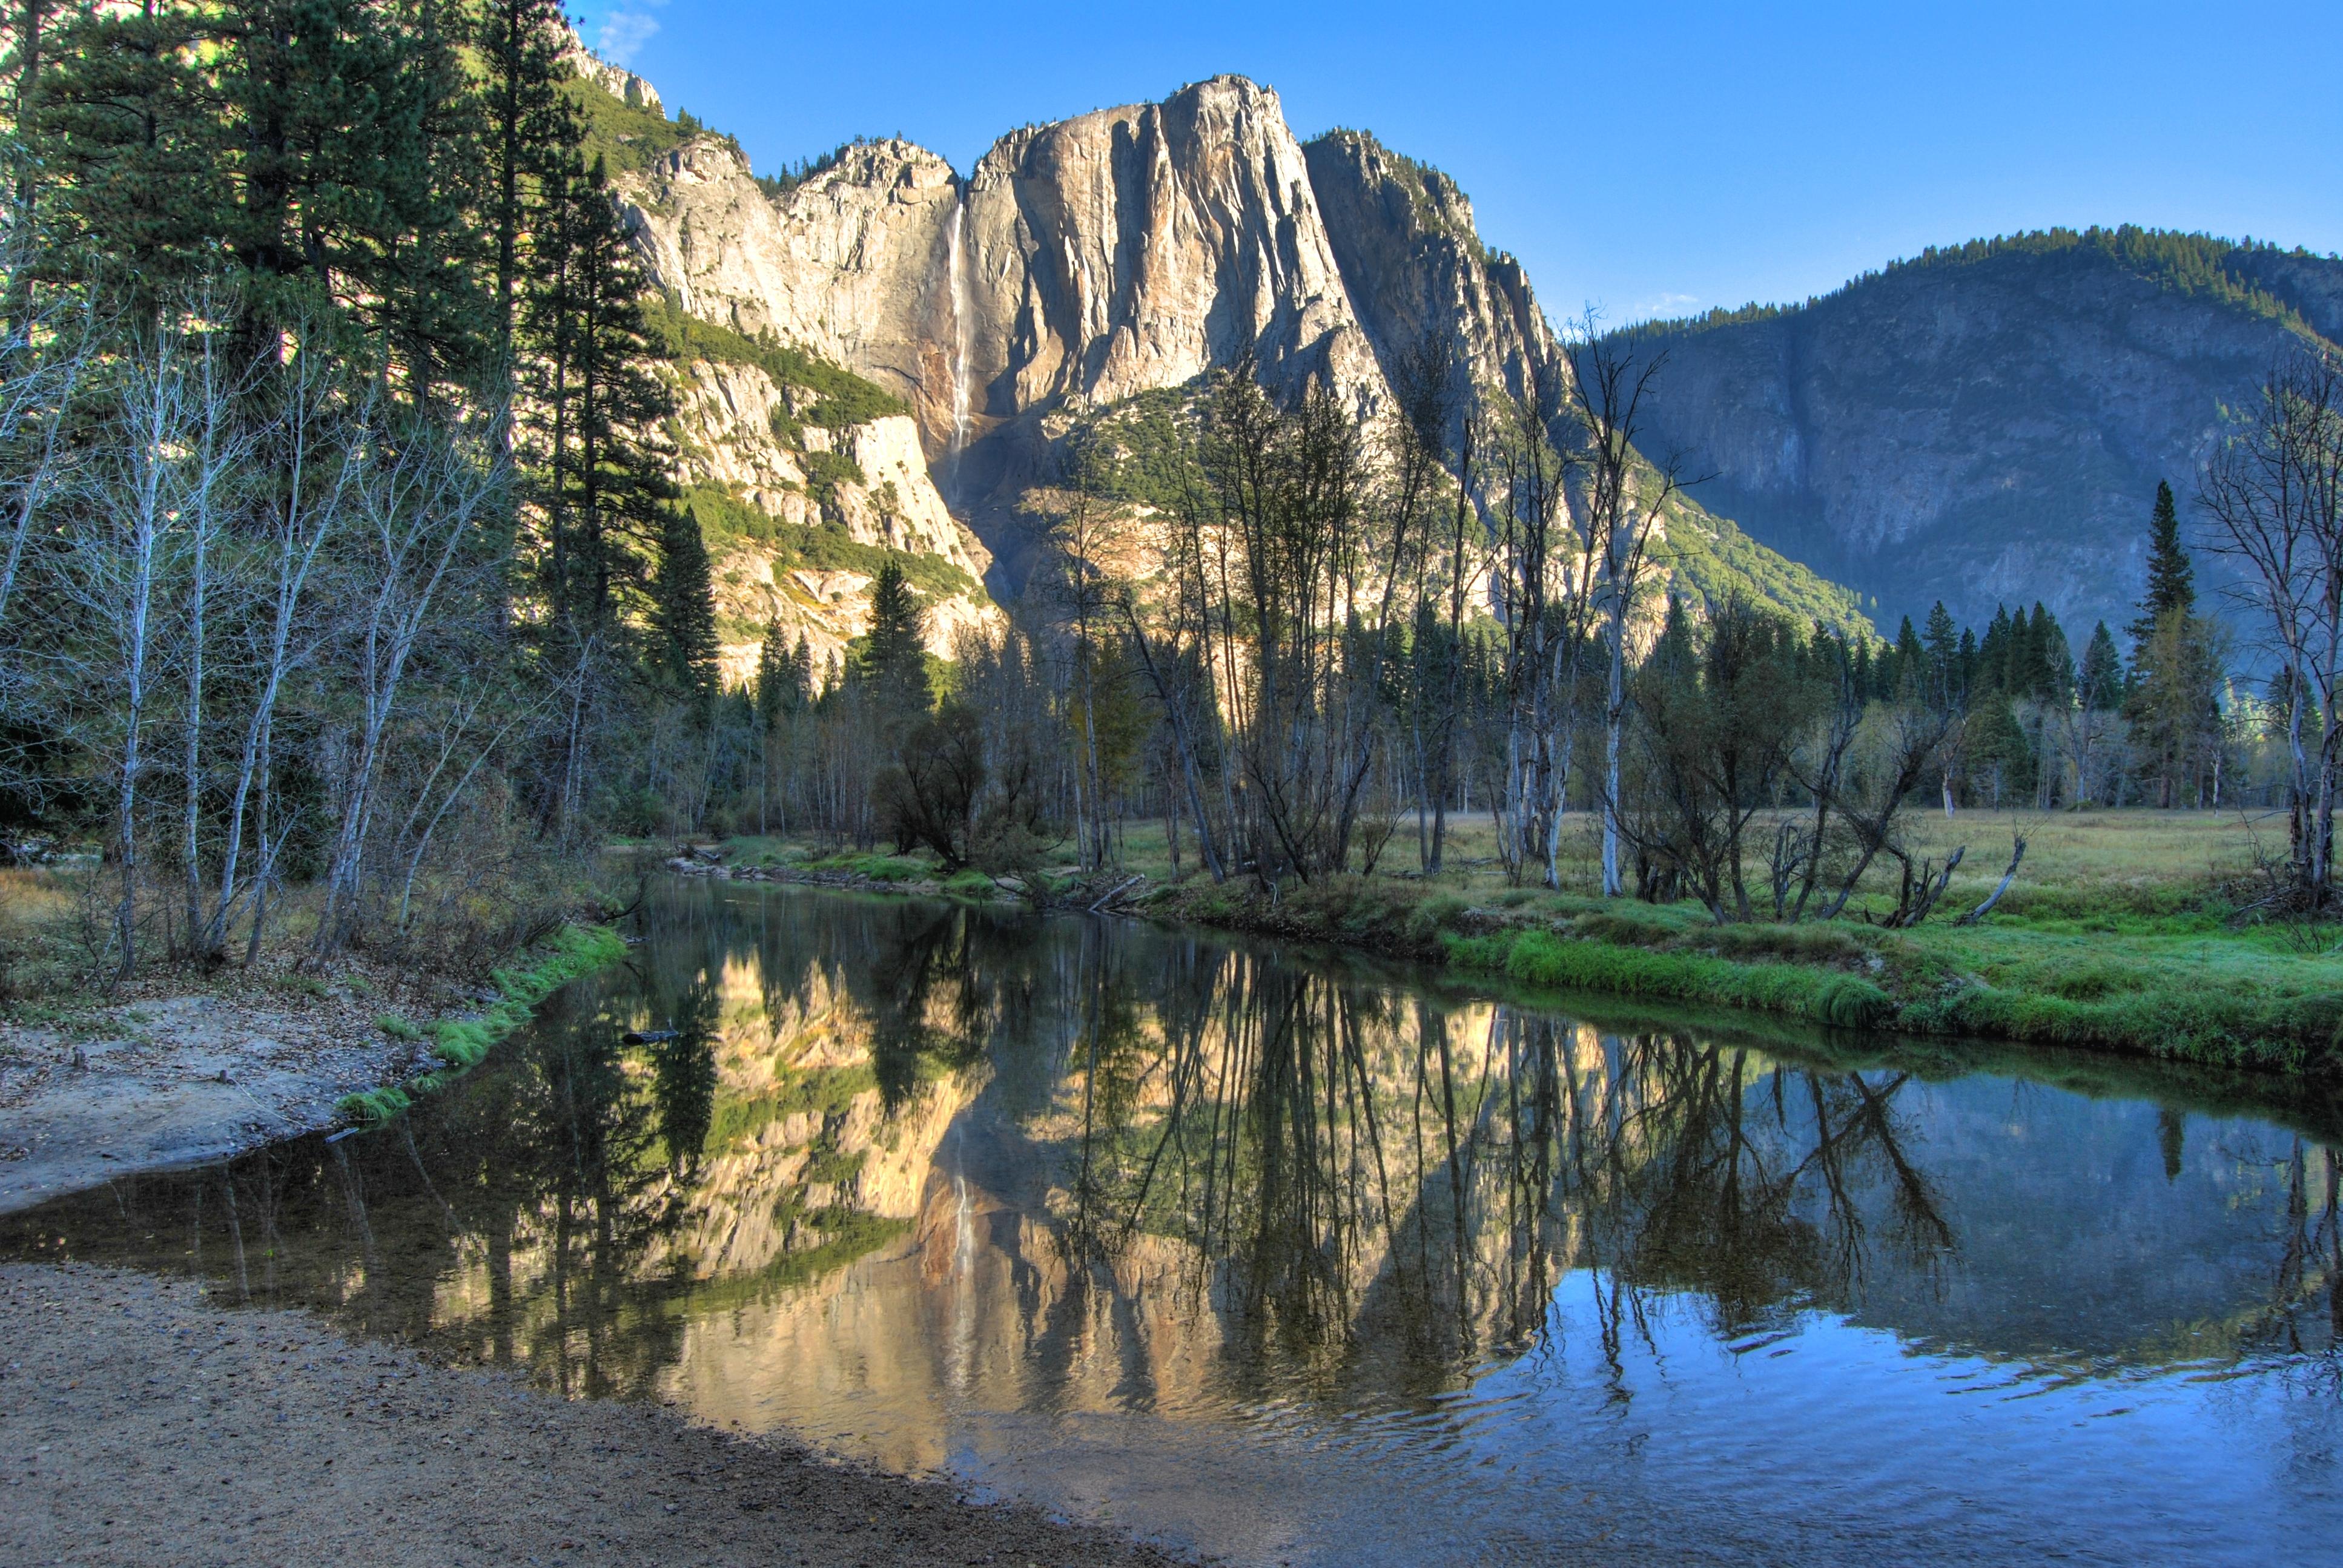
xmin=9 ymin=877 xmax=2341 ymax=1565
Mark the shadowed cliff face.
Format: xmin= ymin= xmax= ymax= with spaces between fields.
xmin=1616 ymin=242 xmax=2343 ymax=636
xmin=1301 ymin=130 xmax=1559 ymax=415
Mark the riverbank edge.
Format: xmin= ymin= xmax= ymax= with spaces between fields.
xmin=1153 ymin=880 xmax=2338 ymax=1077
xmin=334 ymin=923 xmax=629 ymax=1124
xmin=670 ymin=857 xmax=2338 ymax=1078
xmin=0 ymin=1261 xmax=1186 ymax=1568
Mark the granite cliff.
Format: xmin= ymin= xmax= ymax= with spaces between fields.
xmin=583 ymin=52 xmax=1868 ymax=639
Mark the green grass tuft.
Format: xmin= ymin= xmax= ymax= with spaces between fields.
xmin=339 ymin=925 xmax=627 ymax=1130
xmin=1447 ymin=928 xmax=1888 ymax=1032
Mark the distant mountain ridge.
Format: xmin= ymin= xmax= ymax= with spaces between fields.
xmin=1611 ymin=227 xmax=2343 ymax=637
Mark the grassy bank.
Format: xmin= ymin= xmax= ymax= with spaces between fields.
xmin=336 ymin=924 xmax=629 ymax=1124
xmin=720 ymin=809 xmax=2343 ymax=1076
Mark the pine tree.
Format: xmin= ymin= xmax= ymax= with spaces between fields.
xmin=1887 ymin=614 xmax=1924 ymax=700
xmin=755 ymin=618 xmax=790 ymax=731
xmin=651 ymin=507 xmax=718 ymax=703
xmin=854 ymin=558 xmax=931 ymax=723
xmin=28 ymin=3 xmax=216 ymax=297
xmin=2127 ymin=479 xmax=2196 ymax=651
xmin=788 ymin=634 xmax=815 ymax=705
xmin=1978 ymin=604 xmax=2015 ymax=693
xmin=2078 ymin=622 xmax=2123 ymax=712
xmin=532 ymin=151 xmax=676 ymax=633
xmin=474 ymin=0 xmax=578 ymax=360
xmin=2122 ymin=486 xmax=2221 ymax=806
xmin=1965 ymin=694 xmax=2032 ymax=808
xmin=2031 ymin=606 xmax=2074 ymax=704
xmin=35 ymin=1 xmax=492 ymax=393
xmin=1922 ymin=601 xmax=1960 ymax=705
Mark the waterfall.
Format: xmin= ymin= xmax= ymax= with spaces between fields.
xmin=946 ymin=196 xmax=972 ymax=463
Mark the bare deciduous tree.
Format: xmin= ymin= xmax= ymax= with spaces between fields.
xmin=2201 ymin=350 xmax=2343 ymax=909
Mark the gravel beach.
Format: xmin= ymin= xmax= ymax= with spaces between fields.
xmin=1 ymin=1262 xmax=1188 ymax=1568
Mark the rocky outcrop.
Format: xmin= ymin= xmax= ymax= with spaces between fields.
xmin=1613 ymin=236 xmax=2343 ymax=636
xmin=1301 ymin=130 xmax=1562 ymax=412
xmin=564 ymin=39 xmax=660 ymax=113
xmin=615 ymin=79 xmax=1583 ymax=477
xmin=954 ymin=80 xmax=1390 ymax=447
xmin=618 ymin=77 xmax=1408 ymax=499
xmin=626 ymin=137 xmax=961 ymax=430
xmin=670 ymin=352 xmax=999 ymax=680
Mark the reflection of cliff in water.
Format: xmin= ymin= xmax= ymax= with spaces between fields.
xmin=8 ymin=881 xmax=2341 ymax=1450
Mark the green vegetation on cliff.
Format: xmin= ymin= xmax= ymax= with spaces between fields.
xmin=687 ymin=484 xmax=982 ymax=603
xmin=569 ymin=71 xmax=693 ymax=175
xmin=1652 ymin=489 xmax=1874 ymax=640
xmin=643 ymin=293 xmax=908 ymax=430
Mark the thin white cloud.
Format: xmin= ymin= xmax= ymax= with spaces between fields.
xmin=1624 ymin=291 xmax=1700 ymax=323
xmin=596 ymin=2 xmax=667 ymax=67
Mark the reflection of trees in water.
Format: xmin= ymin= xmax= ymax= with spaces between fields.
xmin=13 ymin=977 xmax=703 ymax=1403
xmin=1590 ymin=1048 xmax=1955 ymax=1340
xmin=861 ymin=902 xmax=1003 ymax=1110
xmin=1053 ymin=950 xmax=1971 ymax=1396
xmin=652 ymin=980 xmax=719 ymax=1176
xmin=2248 ymin=1140 xmax=2342 ymax=1392
xmin=17 ymin=886 xmax=2343 ymax=1428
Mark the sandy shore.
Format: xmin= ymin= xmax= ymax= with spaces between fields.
xmin=2 ymin=1262 xmax=1188 ymax=1567
xmin=0 ymin=980 xmax=434 ymax=1216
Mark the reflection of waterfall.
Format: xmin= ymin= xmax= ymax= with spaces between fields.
xmin=953 ymin=1170 xmax=976 ymax=1276
xmin=947 ymin=1165 xmax=977 ymax=1391
xmin=945 ymin=195 xmax=972 ymax=467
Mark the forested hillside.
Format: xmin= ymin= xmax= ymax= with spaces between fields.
xmin=1614 ymin=228 xmax=2343 ymax=636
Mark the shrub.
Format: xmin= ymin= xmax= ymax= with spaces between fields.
xmin=1404 ymin=894 xmax=1470 ymax=946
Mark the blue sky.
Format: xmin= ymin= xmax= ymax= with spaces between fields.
xmin=570 ymin=1 xmax=2342 ymax=326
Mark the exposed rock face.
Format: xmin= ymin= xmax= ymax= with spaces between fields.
xmin=564 ymin=41 xmax=660 ymax=113
xmin=952 ymin=81 xmax=1389 ymax=456
xmin=670 ymin=354 xmax=997 ymax=680
xmin=626 ymin=137 xmax=961 ymax=429
xmin=1614 ymin=239 xmax=2343 ymax=635
xmin=600 ymin=50 xmax=1862 ymax=633
xmin=1301 ymin=130 xmax=1560 ymax=412
xmin=613 ymin=78 xmax=1559 ymax=496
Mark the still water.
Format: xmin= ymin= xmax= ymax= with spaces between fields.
xmin=11 ymin=878 xmax=2343 ymax=1564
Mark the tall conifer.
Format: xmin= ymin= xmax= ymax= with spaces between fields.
xmin=855 ymin=558 xmax=931 ymax=723
xmin=2128 ymin=479 xmax=2196 ymax=650
xmin=652 ymin=506 xmax=719 ymax=703
xmin=755 ymin=618 xmax=790 ymax=730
